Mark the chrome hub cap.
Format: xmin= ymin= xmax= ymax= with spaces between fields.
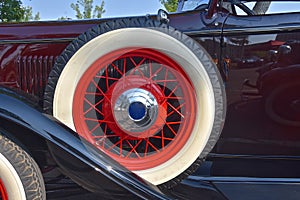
xmin=113 ymin=88 xmax=158 ymax=136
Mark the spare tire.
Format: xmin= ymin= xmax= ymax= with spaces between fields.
xmin=44 ymin=18 xmax=226 ymax=189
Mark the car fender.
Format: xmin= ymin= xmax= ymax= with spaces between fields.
xmin=0 ymin=86 xmax=169 ymax=199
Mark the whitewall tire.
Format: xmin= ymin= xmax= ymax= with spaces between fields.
xmin=44 ymin=18 xmax=226 ymax=189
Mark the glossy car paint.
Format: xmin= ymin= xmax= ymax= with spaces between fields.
xmin=173 ymin=1 xmax=300 ymax=180
xmin=1 ymin=0 xmax=300 ymax=198
xmin=213 ymin=10 xmax=300 ymax=179
xmin=0 ymin=87 xmax=170 ymax=199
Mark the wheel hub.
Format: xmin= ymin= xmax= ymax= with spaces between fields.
xmin=114 ymin=88 xmax=159 ymax=137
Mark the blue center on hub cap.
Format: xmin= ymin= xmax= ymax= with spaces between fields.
xmin=129 ymin=102 xmax=146 ymax=121
xmin=113 ymin=88 xmax=158 ymax=133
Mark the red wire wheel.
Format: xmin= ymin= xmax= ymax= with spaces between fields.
xmin=47 ymin=20 xmax=226 ymax=187
xmin=0 ymin=179 xmax=8 ymax=200
xmin=73 ymin=48 xmax=197 ymax=170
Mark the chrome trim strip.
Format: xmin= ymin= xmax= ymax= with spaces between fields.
xmin=188 ymin=176 xmax=300 ymax=183
xmin=0 ymin=37 xmax=75 ymax=45
xmin=184 ymin=29 xmax=222 ymax=36
xmin=184 ymin=24 xmax=300 ymax=36
xmin=208 ymin=153 xmax=300 ymax=160
xmin=0 ymin=31 xmax=219 ymax=44
xmin=222 ymin=24 xmax=300 ymax=35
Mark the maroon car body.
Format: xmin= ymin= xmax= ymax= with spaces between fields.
xmin=1 ymin=0 xmax=300 ymax=199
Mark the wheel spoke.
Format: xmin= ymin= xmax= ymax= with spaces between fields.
xmin=85 ymin=118 xmax=114 ymax=124
xmin=165 ymin=96 xmax=184 ymax=100
xmin=151 ymin=135 xmax=174 ymax=141
xmin=167 ymin=84 xmax=179 ymax=98
xmin=163 ymin=68 xmax=169 ymax=93
xmin=95 ymin=76 xmax=119 ymax=81
xmin=111 ymin=63 xmax=124 ymax=76
xmin=155 ymin=79 xmax=178 ymax=83
xmin=166 ymin=123 xmax=178 ymax=136
xmin=84 ymin=98 xmax=104 ymax=116
xmin=149 ymin=61 xmax=153 ymax=78
xmin=91 ymin=79 xmax=112 ymax=103
xmin=89 ymin=123 xmax=101 ymax=134
xmin=150 ymin=65 xmax=164 ymax=80
xmin=95 ymin=137 xmax=106 ymax=147
xmin=167 ymin=102 xmax=185 ymax=118
xmin=161 ymin=129 xmax=165 ymax=148
xmin=93 ymin=135 xmax=118 ymax=138
xmin=147 ymin=140 xmax=160 ymax=153
xmin=104 ymin=123 xmax=108 ymax=135
xmin=166 ymin=121 xmax=181 ymax=125
xmin=144 ymin=139 xmax=149 ymax=156
xmin=136 ymin=64 xmax=147 ymax=79
xmin=129 ymin=57 xmax=146 ymax=77
xmin=105 ymin=67 xmax=110 ymax=89
xmin=123 ymin=58 xmax=127 ymax=76
xmin=107 ymin=136 xmax=129 ymax=151
xmin=85 ymin=92 xmax=105 ymax=96
xmin=126 ymin=140 xmax=143 ymax=158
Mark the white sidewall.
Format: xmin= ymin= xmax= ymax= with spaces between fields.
xmin=54 ymin=28 xmax=215 ymax=185
xmin=0 ymin=153 xmax=26 ymax=200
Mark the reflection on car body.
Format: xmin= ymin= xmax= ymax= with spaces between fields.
xmin=1 ymin=0 xmax=300 ymax=199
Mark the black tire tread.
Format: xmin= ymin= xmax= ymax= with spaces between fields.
xmin=0 ymin=134 xmax=46 ymax=200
